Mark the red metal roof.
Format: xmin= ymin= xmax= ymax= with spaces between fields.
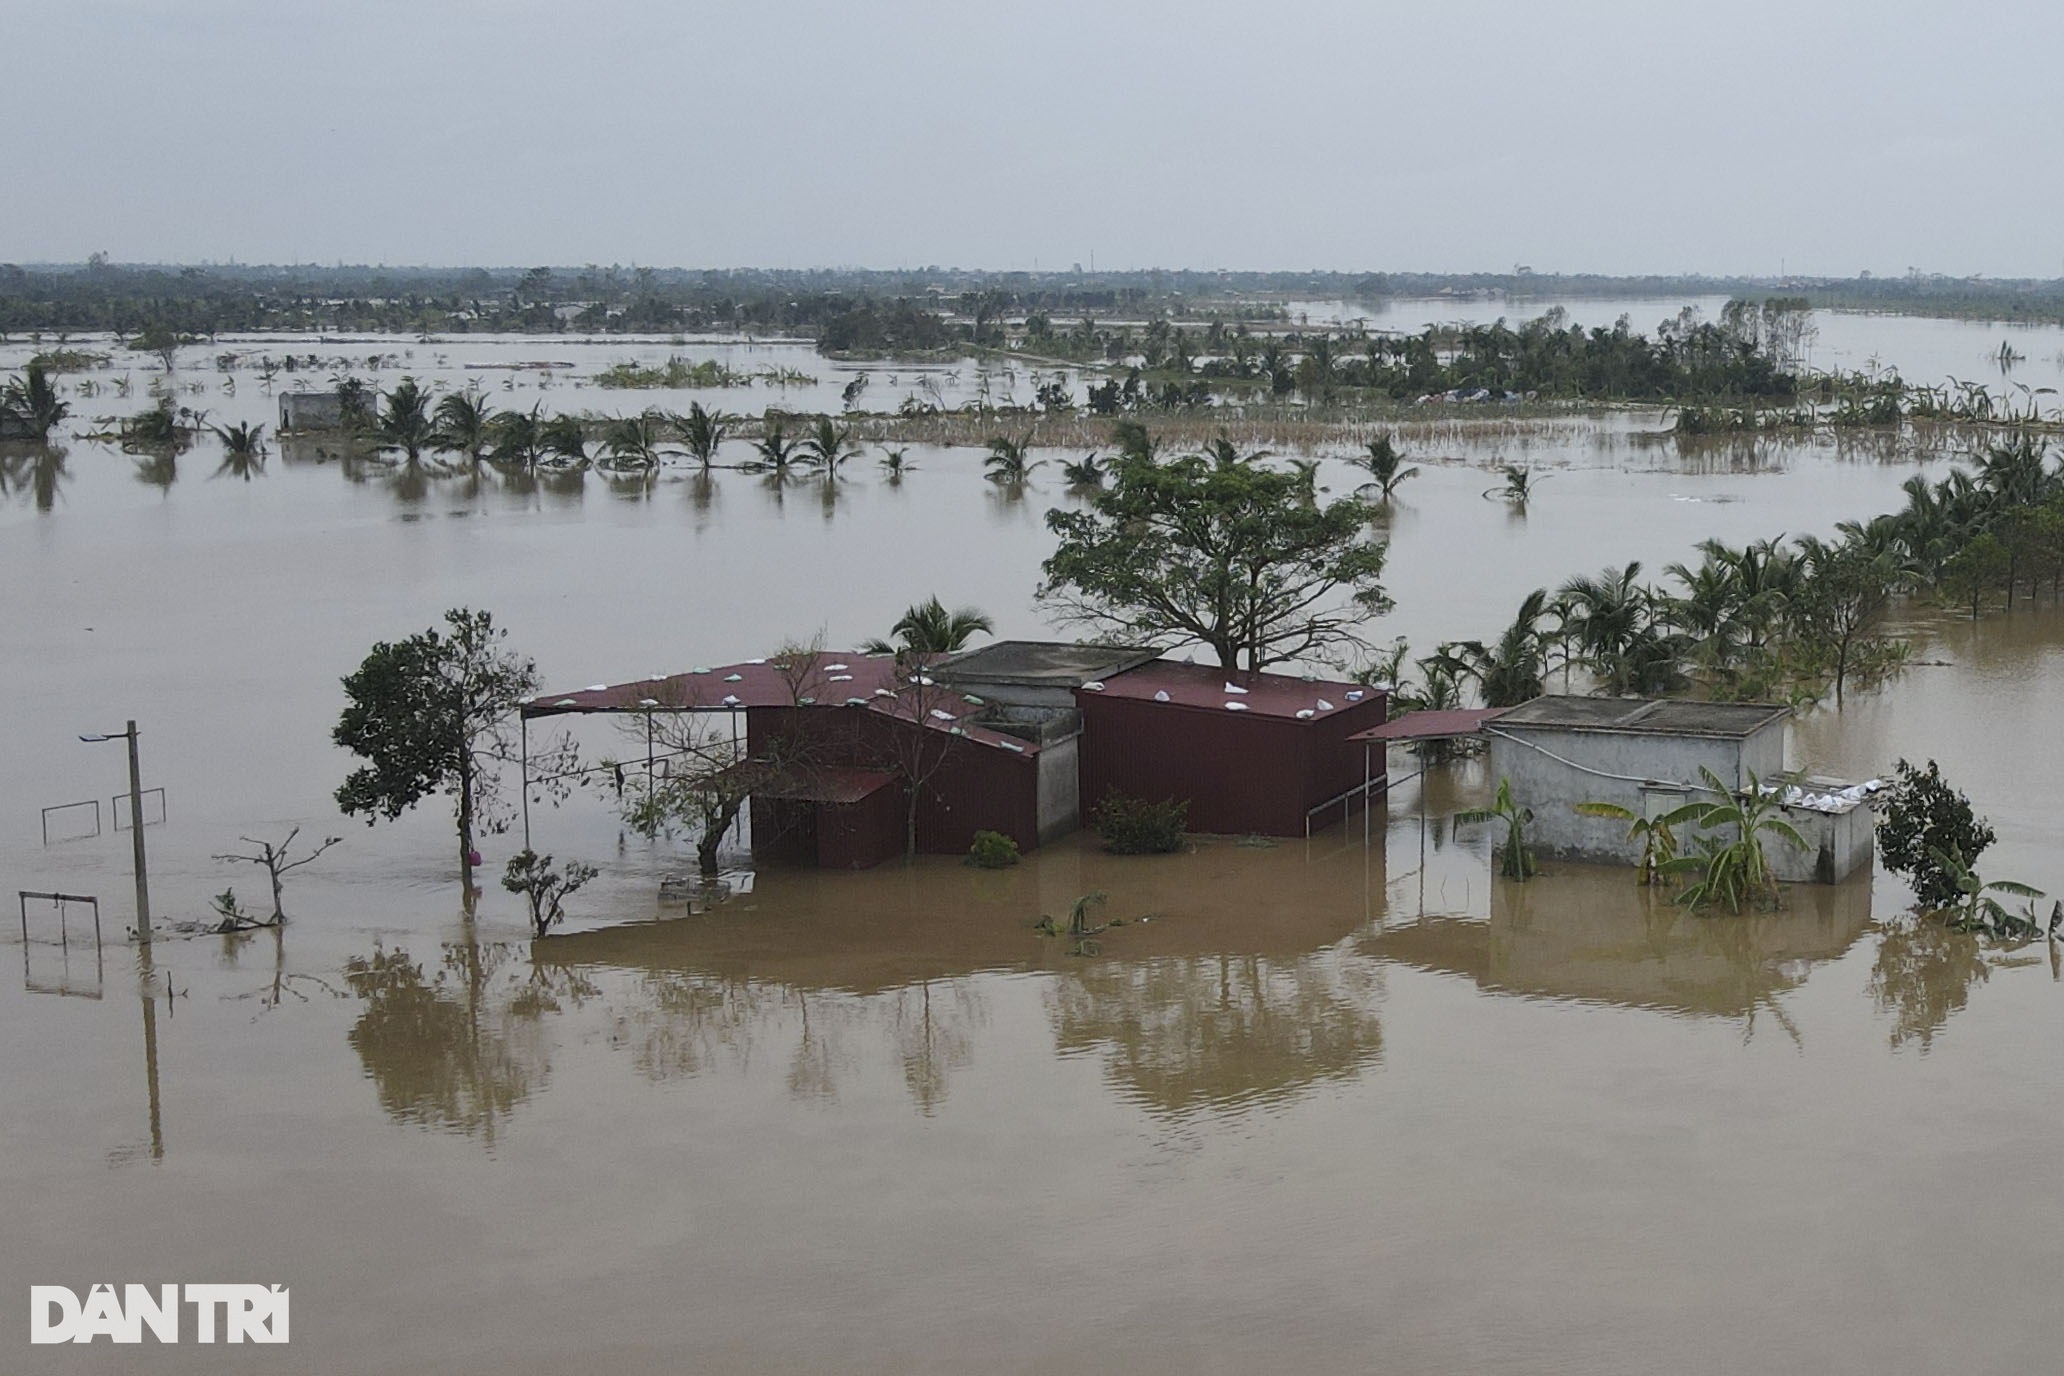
xmin=525 ymin=652 xmax=1042 ymax=756
xmin=1349 ymin=707 xmax=1507 ymax=742
xmin=723 ymin=763 xmax=897 ymax=806
xmin=1085 ymin=659 xmax=1378 ymax=722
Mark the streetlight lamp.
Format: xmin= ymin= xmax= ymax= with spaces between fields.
xmin=80 ymin=720 xmax=150 ymax=941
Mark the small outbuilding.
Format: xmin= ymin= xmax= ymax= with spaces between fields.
xmin=278 ymin=391 xmax=348 ymax=432
xmin=1482 ymin=695 xmax=1874 ymax=883
xmin=1075 ymin=661 xmax=1389 ymax=837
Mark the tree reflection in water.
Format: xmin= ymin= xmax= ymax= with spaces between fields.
xmin=0 ymin=443 xmax=70 ymax=511
xmin=1867 ymin=917 xmax=1994 ymax=1051
xmin=1048 ymin=951 xmax=1384 ymax=1118
xmin=343 ymin=942 xmax=596 ymax=1142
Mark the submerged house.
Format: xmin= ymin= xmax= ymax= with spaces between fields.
xmin=524 ymin=642 xmax=1389 ymax=868
xmin=1475 ymin=695 xmax=1876 ymax=884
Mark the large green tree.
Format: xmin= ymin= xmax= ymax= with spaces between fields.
xmin=1040 ymin=439 xmax=1390 ymax=670
xmin=334 ymin=608 xmax=540 ymax=886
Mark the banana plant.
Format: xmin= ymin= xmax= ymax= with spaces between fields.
xmin=1926 ymin=844 xmax=2045 ymax=938
xmin=1572 ymin=800 xmax=1677 ymax=885
xmin=1455 ymin=777 xmax=1536 ymax=880
xmin=1656 ymin=767 xmax=1807 ymax=913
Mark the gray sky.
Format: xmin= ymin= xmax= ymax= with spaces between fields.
xmin=7 ymin=0 xmax=2060 ymax=277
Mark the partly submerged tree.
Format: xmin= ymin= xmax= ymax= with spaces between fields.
xmin=861 ymin=596 xmax=994 ymax=656
xmin=983 ymin=432 xmax=1043 ymax=484
xmin=375 ymin=378 xmax=437 ymax=462
xmin=334 ymin=609 xmax=555 ymax=887
xmin=1 ymin=363 xmax=69 ymax=440
xmin=600 ymin=411 xmax=666 ymax=470
xmin=433 ymin=390 xmax=497 ymax=461
xmin=1353 ymin=435 xmax=1419 ymax=501
xmin=671 ymin=402 xmax=730 ymax=470
xmin=1455 ymin=777 xmax=1537 ymax=880
xmin=1926 ymin=846 xmax=2046 ymax=939
xmin=1571 ymin=801 xmax=1677 ymax=885
xmin=502 ymin=850 xmax=598 ymax=938
xmin=798 ymin=415 xmax=863 ymax=475
xmin=211 ymin=827 xmax=342 ymax=925
xmin=1876 ymin=759 xmax=1997 ymax=911
xmin=486 ymin=402 xmax=550 ymax=468
xmin=1041 ymin=435 xmax=1390 ymax=671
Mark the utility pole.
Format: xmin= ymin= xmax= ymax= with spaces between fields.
xmin=80 ymin=721 xmax=151 ymax=940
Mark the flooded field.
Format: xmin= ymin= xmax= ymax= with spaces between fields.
xmin=4 ymin=318 xmax=2064 ymax=1374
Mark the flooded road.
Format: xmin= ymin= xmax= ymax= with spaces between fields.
xmin=4 ymin=329 xmax=2062 ymax=1373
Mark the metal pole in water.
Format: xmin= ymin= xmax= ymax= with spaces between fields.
xmin=125 ymin=722 xmax=151 ymax=940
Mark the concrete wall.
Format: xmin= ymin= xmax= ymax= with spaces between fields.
xmin=1036 ymin=734 xmax=1081 ymax=843
xmin=1487 ymin=719 xmax=1784 ymax=868
xmin=279 ymin=392 xmax=347 ymax=431
xmin=1768 ymin=803 xmax=1875 ymax=884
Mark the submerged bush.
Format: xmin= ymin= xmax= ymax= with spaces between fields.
xmin=966 ymin=829 xmax=1020 ymax=869
xmin=1090 ymin=791 xmax=1189 ymax=855
xmin=1877 ymin=759 xmax=1995 ymax=911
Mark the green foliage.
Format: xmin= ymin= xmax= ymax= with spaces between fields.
xmin=1090 ymin=792 xmax=1189 ymax=855
xmin=1 ymin=363 xmax=69 ymax=439
xmin=670 ymin=402 xmax=730 ymax=468
xmin=375 ymin=378 xmax=435 ymax=460
xmin=594 ymin=355 xmax=746 ymax=389
xmin=1041 ymin=429 xmax=1390 ymax=671
xmin=1876 ymin=759 xmax=1996 ymax=911
xmin=1656 ymin=767 xmax=1807 ymax=913
xmin=1354 ymin=435 xmax=1419 ymax=500
xmin=966 ymin=830 xmax=1021 ymax=869
xmin=502 ymin=849 xmax=598 ymax=937
xmin=432 ymin=390 xmax=496 ymax=459
xmin=333 ymin=608 xmax=540 ymax=878
xmin=1454 ymin=777 xmax=1537 ymax=880
xmin=1925 ymin=845 xmax=2045 ymax=939
xmin=860 ymin=596 xmax=993 ymax=656
xmin=1572 ymin=801 xmax=1677 ymax=885
xmin=983 ymin=432 xmax=1042 ymax=483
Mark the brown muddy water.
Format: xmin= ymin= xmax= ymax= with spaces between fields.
xmin=4 ymin=331 xmax=2063 ymax=1374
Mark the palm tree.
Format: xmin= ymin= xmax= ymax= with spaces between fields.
xmin=670 ymin=402 xmax=730 ymax=470
xmin=433 ymin=391 xmax=497 ymax=461
xmin=1353 ymin=435 xmax=1419 ymax=501
xmin=1455 ymin=778 xmax=1537 ymax=880
xmin=1 ymin=364 xmax=69 ymax=440
xmin=1109 ymin=419 xmax=1159 ymax=463
xmin=1060 ymin=451 xmax=1105 ymax=487
xmin=751 ymin=412 xmax=803 ymax=474
xmin=375 ymin=379 xmax=436 ymax=461
xmin=983 ymin=432 xmax=1043 ymax=484
xmin=1445 ymin=589 xmax=1549 ymax=707
xmin=1557 ymin=562 xmax=1685 ymax=695
xmin=1201 ymin=433 xmax=1269 ymax=469
xmin=878 ymin=446 xmax=915 ymax=481
xmin=798 ymin=415 xmax=862 ymax=475
xmin=209 ymin=421 xmax=268 ymax=481
xmin=600 ymin=411 xmax=665 ymax=470
xmin=487 ymin=403 xmax=549 ymax=468
xmin=860 ymin=597 xmax=994 ymax=656
xmin=541 ymin=414 xmax=590 ymax=467
xmin=1485 ymin=464 xmax=1541 ymax=506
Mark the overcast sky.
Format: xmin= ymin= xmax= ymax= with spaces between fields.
xmin=7 ymin=0 xmax=2061 ymax=277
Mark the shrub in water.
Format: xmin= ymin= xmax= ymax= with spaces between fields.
xmin=967 ymin=830 xmax=1021 ymax=869
xmin=1090 ymin=791 xmax=1189 ymax=855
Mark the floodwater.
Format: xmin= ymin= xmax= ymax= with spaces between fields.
xmin=3 ymin=324 xmax=2063 ymax=1374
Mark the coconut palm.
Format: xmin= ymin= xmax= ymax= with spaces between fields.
xmin=878 ymin=445 xmax=915 ymax=481
xmin=1 ymin=363 xmax=69 ymax=440
xmin=798 ymin=415 xmax=862 ymax=475
xmin=600 ymin=411 xmax=665 ymax=470
xmin=209 ymin=421 xmax=268 ymax=481
xmin=751 ymin=412 xmax=804 ymax=474
xmin=1455 ymin=778 xmax=1537 ymax=880
xmin=1353 ymin=435 xmax=1419 ymax=501
xmin=433 ymin=391 xmax=497 ymax=460
xmin=1485 ymin=464 xmax=1541 ymax=506
xmin=1444 ymin=588 xmax=1549 ymax=707
xmin=860 ymin=597 xmax=994 ymax=656
xmin=670 ymin=402 xmax=730 ymax=470
xmin=487 ymin=402 xmax=549 ymax=468
xmin=1060 ymin=451 xmax=1105 ymax=488
xmin=375 ymin=379 xmax=436 ymax=461
xmin=541 ymin=414 xmax=590 ymax=467
xmin=1109 ymin=419 xmax=1159 ymax=463
xmin=983 ymin=432 xmax=1043 ymax=484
